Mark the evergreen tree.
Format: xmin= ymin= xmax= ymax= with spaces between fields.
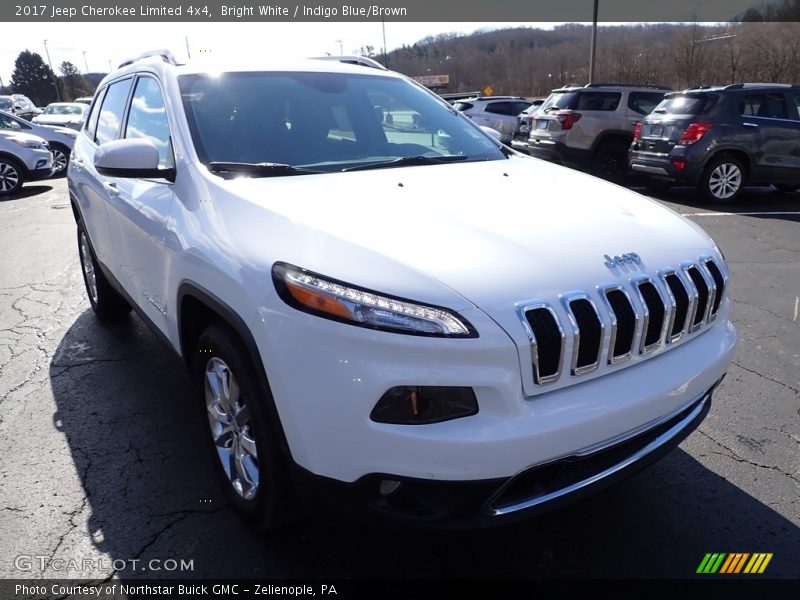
xmin=10 ymin=50 xmax=61 ymax=105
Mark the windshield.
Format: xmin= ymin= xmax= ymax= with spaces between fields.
xmin=178 ymin=71 xmax=504 ymax=173
xmin=43 ymin=104 xmax=83 ymax=115
xmin=0 ymin=99 xmax=12 ymax=110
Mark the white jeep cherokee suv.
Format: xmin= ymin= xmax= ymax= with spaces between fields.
xmin=68 ymin=51 xmax=735 ymax=529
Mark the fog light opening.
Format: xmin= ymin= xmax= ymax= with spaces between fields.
xmin=370 ymin=385 xmax=478 ymax=425
xmin=379 ymin=479 xmax=402 ymax=496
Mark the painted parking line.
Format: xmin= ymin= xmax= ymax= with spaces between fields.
xmin=682 ymin=211 xmax=800 ymax=217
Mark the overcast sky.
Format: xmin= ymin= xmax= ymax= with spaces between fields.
xmin=0 ymin=21 xmax=558 ymax=86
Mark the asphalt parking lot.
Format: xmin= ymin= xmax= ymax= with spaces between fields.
xmin=0 ymin=176 xmax=798 ymax=583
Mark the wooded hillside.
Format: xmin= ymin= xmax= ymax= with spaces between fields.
xmin=386 ymin=22 xmax=800 ymax=97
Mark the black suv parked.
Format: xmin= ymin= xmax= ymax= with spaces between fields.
xmin=629 ymin=83 xmax=800 ymax=202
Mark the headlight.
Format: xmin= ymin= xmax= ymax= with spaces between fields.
xmin=272 ymin=262 xmax=476 ymax=338
xmin=11 ymin=138 xmax=46 ymax=149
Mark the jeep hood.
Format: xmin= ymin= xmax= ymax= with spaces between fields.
xmin=227 ymin=157 xmax=715 ymax=315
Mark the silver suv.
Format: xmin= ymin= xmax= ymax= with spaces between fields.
xmin=454 ymin=96 xmax=533 ymax=144
xmin=0 ymin=131 xmax=53 ymax=196
xmin=519 ymin=84 xmax=670 ymax=177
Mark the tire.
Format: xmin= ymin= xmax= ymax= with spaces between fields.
xmin=77 ymin=224 xmax=131 ymax=320
xmin=699 ymin=155 xmax=746 ymax=204
xmin=0 ymin=157 xmax=24 ymax=197
xmin=50 ymin=144 xmax=70 ymax=177
xmin=195 ymin=324 xmax=295 ymax=531
xmin=591 ymin=140 xmax=629 ymax=180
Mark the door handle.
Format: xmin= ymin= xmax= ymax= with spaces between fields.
xmin=742 ymin=122 xmax=759 ymax=128
xmin=102 ymin=182 xmax=120 ymax=196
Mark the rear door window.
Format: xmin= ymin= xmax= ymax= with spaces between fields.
xmin=740 ymin=93 xmax=789 ymax=119
xmin=484 ymin=102 xmax=514 ymax=116
xmin=576 ymin=92 xmax=621 ymax=111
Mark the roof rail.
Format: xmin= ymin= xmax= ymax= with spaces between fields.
xmin=439 ymin=91 xmax=482 ymax=101
xmin=118 ymin=49 xmax=179 ymax=69
xmin=723 ymin=82 xmax=793 ymax=90
xmin=584 ymin=83 xmax=672 ymax=90
xmin=311 ymin=55 xmax=387 ymax=71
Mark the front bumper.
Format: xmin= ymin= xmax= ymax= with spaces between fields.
xmin=254 ymin=286 xmax=735 ymax=483
xmin=291 ymin=381 xmax=718 ymax=528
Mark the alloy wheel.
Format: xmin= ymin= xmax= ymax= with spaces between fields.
xmin=204 ymin=357 xmax=260 ymax=500
xmin=708 ymin=163 xmax=742 ymax=200
xmin=0 ymin=162 xmax=20 ymax=193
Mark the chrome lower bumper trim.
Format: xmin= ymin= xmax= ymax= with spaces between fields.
xmin=487 ymin=387 xmax=713 ymax=517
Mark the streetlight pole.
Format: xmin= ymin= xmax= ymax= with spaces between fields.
xmin=42 ymin=39 xmax=62 ymax=101
xmin=336 ymin=39 xmax=343 ymax=56
xmin=589 ymin=0 xmax=598 ymax=84
xmin=382 ymin=20 xmax=389 ymax=68
xmin=82 ymin=51 xmax=89 ymax=73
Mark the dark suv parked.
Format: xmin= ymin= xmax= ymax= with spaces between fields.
xmin=629 ymin=83 xmax=800 ymax=202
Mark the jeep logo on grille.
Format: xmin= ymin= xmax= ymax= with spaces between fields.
xmin=604 ymin=252 xmax=642 ymax=268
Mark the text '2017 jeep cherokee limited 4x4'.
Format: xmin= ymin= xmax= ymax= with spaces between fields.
xmin=68 ymin=51 xmax=736 ymax=529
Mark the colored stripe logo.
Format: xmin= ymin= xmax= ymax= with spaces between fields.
xmin=697 ymin=553 xmax=773 ymax=574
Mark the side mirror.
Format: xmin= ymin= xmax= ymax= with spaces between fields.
xmin=94 ymin=138 xmax=175 ymax=181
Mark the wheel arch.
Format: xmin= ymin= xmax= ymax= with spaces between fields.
xmin=590 ymin=130 xmax=633 ymax=155
xmin=0 ymin=151 xmax=28 ymax=176
xmin=705 ymin=147 xmax=752 ymax=178
xmin=176 ymin=281 xmax=293 ymax=455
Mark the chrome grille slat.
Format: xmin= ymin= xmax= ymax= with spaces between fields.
xmin=519 ymin=303 xmax=565 ymax=385
xmin=600 ymin=285 xmax=637 ymax=365
xmin=662 ymin=271 xmax=691 ymax=342
xmin=563 ymin=294 xmax=603 ymax=375
xmin=704 ymin=259 xmax=726 ymax=318
xmin=685 ymin=264 xmax=710 ymax=330
xmin=520 ymin=258 xmax=726 ymax=386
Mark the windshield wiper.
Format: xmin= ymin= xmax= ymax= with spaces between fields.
xmin=342 ymin=155 xmax=469 ymax=172
xmin=207 ymin=162 xmax=322 ymax=177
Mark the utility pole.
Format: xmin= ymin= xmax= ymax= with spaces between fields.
xmin=589 ymin=0 xmax=598 ymax=84
xmin=83 ymin=50 xmax=89 ymax=73
xmin=185 ymin=36 xmax=191 ymax=59
xmin=336 ymin=39 xmax=343 ymax=56
xmin=43 ymin=39 xmax=62 ymax=101
xmin=382 ymin=20 xmax=389 ymax=68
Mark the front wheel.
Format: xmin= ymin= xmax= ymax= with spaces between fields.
xmin=0 ymin=157 xmax=24 ymax=197
xmin=195 ymin=325 xmax=295 ymax=531
xmin=699 ymin=156 xmax=746 ymax=203
xmin=591 ymin=140 xmax=629 ymax=180
xmin=51 ymin=145 xmax=70 ymax=177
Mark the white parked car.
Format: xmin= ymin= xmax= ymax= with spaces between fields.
xmin=0 ymin=131 xmax=53 ymax=196
xmin=33 ymin=102 xmax=88 ymax=130
xmin=0 ymin=109 xmax=77 ymax=175
xmin=68 ymin=51 xmax=735 ymax=529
